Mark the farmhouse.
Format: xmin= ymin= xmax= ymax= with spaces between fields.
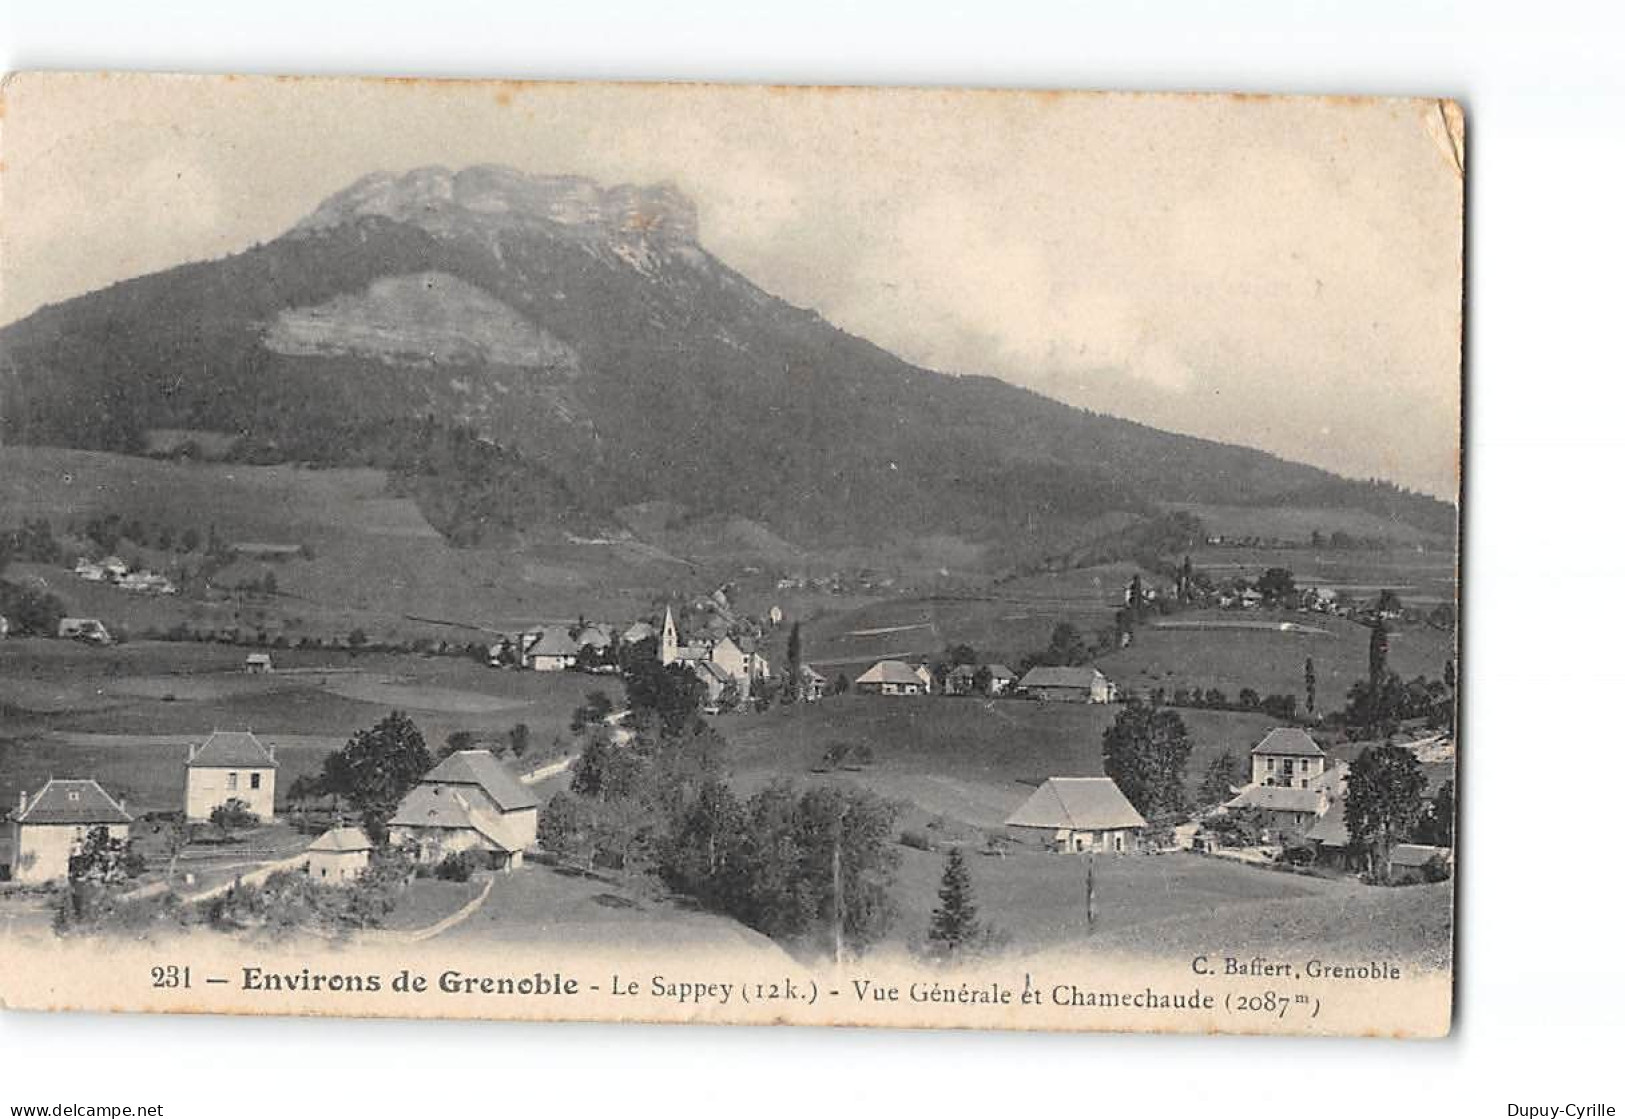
xmin=856 ymin=659 xmax=930 ymax=696
xmin=693 ymin=660 xmax=736 ymax=706
xmin=1016 ymin=665 xmax=1117 ymax=703
xmin=1224 ymin=784 xmax=1327 ymax=837
xmin=1005 ymin=777 xmax=1147 ymax=854
xmin=389 ymin=749 xmax=538 ymax=871
xmin=798 ymin=663 xmax=828 ymax=701
xmin=8 ymin=779 xmax=133 ymax=885
xmin=305 ymin=827 xmax=373 ymax=882
xmin=1250 ymin=727 xmax=1328 ymax=788
xmin=575 ymin=624 xmax=614 ymax=653
xmin=1305 ymin=798 xmax=1352 ymax=866
xmin=523 ymin=628 xmax=578 ymax=672
xmin=185 ymin=730 xmax=278 ymax=822
xmin=985 ymin=664 xmax=1017 ymax=695
xmin=1389 ymin=843 xmax=1452 ymax=884
xmin=244 ymin=652 xmax=274 ymax=674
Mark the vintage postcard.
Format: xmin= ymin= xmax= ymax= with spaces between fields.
xmin=0 ymin=72 xmax=1462 ymax=1037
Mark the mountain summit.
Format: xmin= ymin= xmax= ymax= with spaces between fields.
xmin=296 ymin=165 xmax=701 ymax=247
xmin=0 ymin=165 xmax=1452 ymax=558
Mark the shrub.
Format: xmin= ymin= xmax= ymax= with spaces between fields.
xmin=899 ymin=830 xmax=934 ymax=852
xmin=434 ymin=851 xmax=479 ymax=882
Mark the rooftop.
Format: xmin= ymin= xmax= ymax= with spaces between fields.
xmin=1250 ymin=727 xmax=1326 ymax=758
xmin=1005 ymin=777 xmax=1147 ymax=832
xmin=422 ymin=750 xmax=538 ymax=812
xmin=188 ymin=730 xmax=278 ymax=769
xmin=307 ymin=826 xmax=374 ymax=853
xmin=17 ymin=779 xmax=133 ymax=826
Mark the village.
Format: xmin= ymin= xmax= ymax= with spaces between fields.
xmin=0 ymin=551 xmax=1457 ymax=961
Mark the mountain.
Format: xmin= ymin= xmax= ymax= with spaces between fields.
xmin=0 ymin=165 xmax=1455 ymax=558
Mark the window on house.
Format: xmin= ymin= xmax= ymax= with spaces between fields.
xmin=250 ymin=773 xmax=261 ymax=790
xmin=226 ymin=772 xmax=238 ymax=790
xmin=67 ymin=791 xmax=80 ymax=801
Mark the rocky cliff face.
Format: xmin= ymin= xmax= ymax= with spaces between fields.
xmin=296 ymin=165 xmax=700 ymax=246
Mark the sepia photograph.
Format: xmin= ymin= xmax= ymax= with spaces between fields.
xmin=0 ymin=72 xmax=1462 ymax=1038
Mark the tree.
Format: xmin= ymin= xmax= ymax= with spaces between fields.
xmin=1413 ymin=780 xmax=1455 ymax=847
xmin=622 ymin=643 xmax=706 ymax=738
xmin=570 ymin=690 xmax=615 ymax=733
xmin=1364 ymin=619 xmax=1390 ymax=728
xmin=1237 ymin=687 xmax=1261 ymax=710
xmin=786 ymin=621 xmax=803 ymax=689
xmin=1304 ymin=657 xmax=1317 ymax=715
xmin=1256 ymin=567 xmax=1296 ymax=605
xmin=210 ymin=797 xmax=257 ymax=838
xmin=508 ymin=722 xmax=532 ymax=758
xmin=926 ymin=847 xmax=981 ymax=958
xmin=1345 ymin=745 xmax=1427 ymax=881
xmin=1197 ymin=752 xmax=1242 ymax=805
xmin=1101 ymin=702 xmax=1193 ymax=820
xmin=831 ymin=672 xmax=850 ymax=696
xmin=67 ymin=825 xmax=145 ymax=887
xmin=321 ymin=711 xmax=434 ymax=839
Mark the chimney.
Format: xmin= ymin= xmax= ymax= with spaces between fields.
xmin=188 ymin=742 xmax=198 ymax=763
xmin=17 ymin=790 xmax=26 ymax=816
xmin=267 ymin=744 xmax=276 ymax=763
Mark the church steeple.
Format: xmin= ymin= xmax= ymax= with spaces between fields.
xmin=660 ymin=605 xmax=680 ymax=666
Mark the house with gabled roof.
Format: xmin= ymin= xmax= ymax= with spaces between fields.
xmin=1250 ymin=727 xmax=1328 ymax=788
xmin=9 ymin=779 xmax=133 ymax=884
xmin=1016 ymin=665 xmax=1116 ymax=703
xmin=1224 ymin=783 xmax=1328 ymax=837
xmin=305 ymin=826 xmax=373 ymax=882
xmin=984 ymin=664 xmax=1018 ymax=695
xmin=185 ymin=730 xmax=277 ymax=822
xmin=1389 ymin=843 xmax=1453 ymax=884
xmin=1005 ymin=777 xmax=1147 ymax=854
xmin=855 ymin=659 xmax=929 ymax=696
xmin=388 ymin=749 xmax=538 ymax=870
xmin=523 ymin=627 xmax=578 ymax=672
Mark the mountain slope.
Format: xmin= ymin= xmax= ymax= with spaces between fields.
xmin=0 ymin=165 xmax=1454 ymax=555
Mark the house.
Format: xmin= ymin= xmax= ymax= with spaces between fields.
xmin=99 ymin=556 xmax=130 ymax=581
xmin=244 ymin=653 xmax=274 ymax=674
xmin=8 ymin=779 xmax=133 ymax=885
xmin=943 ymin=664 xmax=979 ymax=696
xmin=305 ymin=826 xmax=373 ymax=882
xmin=1389 ymin=843 xmax=1452 ymax=884
xmin=984 ymin=664 xmax=1018 ymax=695
xmin=1305 ymin=798 xmax=1352 ymax=866
xmin=57 ymin=617 xmax=113 ymax=645
xmin=1223 ymin=784 xmax=1327 ymax=837
xmin=855 ymin=659 xmax=929 ymax=696
xmin=768 ymin=605 xmax=783 ymax=627
xmin=120 ymin=571 xmax=177 ymax=595
xmin=1250 ymin=727 xmax=1328 ymax=788
xmin=709 ymin=635 xmax=751 ymax=681
xmin=185 ymin=730 xmax=278 ymax=822
xmin=1016 ymin=665 xmax=1117 ymax=703
xmin=693 ymin=660 xmax=737 ymax=707
xmin=575 ymin=624 xmax=615 ymax=653
xmin=523 ymin=627 xmax=578 ymax=672
xmin=1005 ymin=777 xmax=1147 ymax=854
xmin=798 ymin=664 xmax=828 ymax=701
xmin=0 ymin=615 xmax=9 ymax=640
xmin=73 ymin=557 xmax=106 ymax=581
xmin=388 ymin=750 xmax=539 ymax=871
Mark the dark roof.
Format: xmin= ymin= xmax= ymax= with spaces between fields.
xmin=985 ymin=664 xmax=1018 ymax=679
xmin=1005 ymin=778 xmax=1147 ymax=832
xmin=188 ymin=730 xmax=278 ymax=769
xmin=423 ymin=750 xmax=538 ymax=812
xmin=1017 ymin=665 xmax=1107 ymax=690
xmin=524 ymin=628 xmax=577 ymax=658
xmin=1250 ymin=728 xmax=1325 ymax=758
xmin=17 ymin=779 xmax=133 ymax=826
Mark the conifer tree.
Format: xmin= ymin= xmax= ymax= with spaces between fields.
xmin=927 ymin=847 xmax=980 ymax=956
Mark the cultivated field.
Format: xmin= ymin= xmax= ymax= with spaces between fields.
xmin=1096 ymin=609 xmax=1455 ymax=705
xmin=0 ymin=638 xmax=618 ymax=814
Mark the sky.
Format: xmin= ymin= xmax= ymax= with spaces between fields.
xmin=0 ymin=73 xmax=1463 ymax=497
